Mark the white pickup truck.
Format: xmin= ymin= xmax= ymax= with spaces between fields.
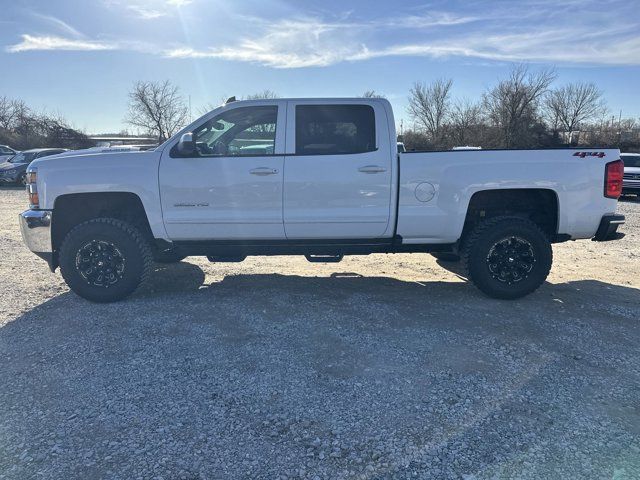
xmin=19 ymin=98 xmax=625 ymax=302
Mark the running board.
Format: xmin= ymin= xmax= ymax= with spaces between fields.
xmin=207 ymin=255 xmax=247 ymax=263
xmin=305 ymin=254 xmax=344 ymax=263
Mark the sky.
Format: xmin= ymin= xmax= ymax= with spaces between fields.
xmin=1 ymin=0 xmax=639 ymax=134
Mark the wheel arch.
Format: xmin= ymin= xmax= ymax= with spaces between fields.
xmin=460 ymin=188 xmax=560 ymax=245
xmin=52 ymin=192 xmax=154 ymax=257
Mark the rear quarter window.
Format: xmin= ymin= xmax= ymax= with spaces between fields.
xmin=295 ymin=104 xmax=376 ymax=156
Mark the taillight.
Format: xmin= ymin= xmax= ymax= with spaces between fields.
xmin=604 ymin=160 xmax=623 ymax=199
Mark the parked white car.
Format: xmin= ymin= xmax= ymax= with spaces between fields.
xmin=19 ymin=98 xmax=625 ymax=302
xmin=621 ymin=152 xmax=640 ymax=196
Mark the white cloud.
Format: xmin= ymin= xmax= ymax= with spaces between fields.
xmin=163 ymin=10 xmax=640 ymax=68
xmin=7 ymin=2 xmax=640 ymax=67
xmin=166 ymin=0 xmax=192 ymax=6
xmin=31 ymin=13 xmax=85 ymax=38
xmin=6 ymin=35 xmax=116 ymax=53
xmin=125 ymin=5 xmax=166 ymax=20
xmin=104 ymin=0 xmax=193 ymax=19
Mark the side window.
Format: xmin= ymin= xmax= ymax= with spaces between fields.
xmin=192 ymin=106 xmax=277 ymax=157
xmin=295 ymin=104 xmax=376 ymax=156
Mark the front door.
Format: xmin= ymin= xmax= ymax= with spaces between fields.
xmin=159 ymin=102 xmax=286 ymax=240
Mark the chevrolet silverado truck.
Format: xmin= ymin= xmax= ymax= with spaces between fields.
xmin=19 ymin=98 xmax=625 ymax=302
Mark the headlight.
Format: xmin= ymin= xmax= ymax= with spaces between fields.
xmin=26 ymin=168 xmax=39 ymax=209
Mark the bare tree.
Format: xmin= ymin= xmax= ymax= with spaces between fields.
xmin=407 ymin=79 xmax=453 ymax=144
xmin=545 ymin=82 xmax=607 ymax=144
xmin=0 ymin=97 xmax=29 ymax=131
xmin=125 ymin=80 xmax=189 ymax=141
xmin=244 ymin=90 xmax=279 ymax=100
xmin=450 ymin=99 xmax=484 ymax=146
xmin=483 ymin=65 xmax=556 ymax=148
xmin=198 ymin=90 xmax=279 ymax=116
xmin=362 ymin=90 xmax=385 ymax=98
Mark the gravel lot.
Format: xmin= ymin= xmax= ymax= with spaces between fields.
xmin=0 ymin=186 xmax=639 ymax=480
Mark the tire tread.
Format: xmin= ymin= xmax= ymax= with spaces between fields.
xmin=59 ymin=217 xmax=153 ymax=302
xmin=462 ymin=215 xmax=552 ymax=299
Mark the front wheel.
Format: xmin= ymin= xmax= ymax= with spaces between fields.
xmin=462 ymin=216 xmax=552 ymax=300
xmin=59 ymin=218 xmax=153 ymax=303
xmin=153 ymin=250 xmax=186 ymax=264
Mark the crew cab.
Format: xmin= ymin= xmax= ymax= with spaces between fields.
xmin=19 ymin=98 xmax=625 ymax=302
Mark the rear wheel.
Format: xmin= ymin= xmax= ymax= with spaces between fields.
xmin=18 ymin=173 xmax=27 ymax=186
xmin=462 ymin=216 xmax=552 ymax=299
xmin=59 ymin=218 xmax=152 ymax=303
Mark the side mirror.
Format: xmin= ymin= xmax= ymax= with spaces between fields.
xmin=176 ymin=132 xmax=196 ymax=156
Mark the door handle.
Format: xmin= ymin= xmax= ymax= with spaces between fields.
xmin=358 ymin=165 xmax=387 ymax=174
xmin=250 ymin=167 xmax=279 ymax=176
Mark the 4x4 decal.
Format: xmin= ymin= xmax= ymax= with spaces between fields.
xmin=573 ymin=151 xmax=606 ymax=158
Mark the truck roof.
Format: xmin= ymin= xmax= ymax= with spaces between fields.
xmin=223 ymin=97 xmax=389 ymax=104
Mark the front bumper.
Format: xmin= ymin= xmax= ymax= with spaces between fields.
xmin=19 ymin=210 xmax=54 ymax=268
xmin=592 ymin=214 xmax=625 ymax=241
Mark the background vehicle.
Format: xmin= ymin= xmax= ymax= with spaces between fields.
xmin=19 ymin=98 xmax=624 ymax=303
xmin=622 ymin=153 xmax=640 ymax=196
xmin=0 ymin=148 xmax=67 ymax=185
xmin=0 ymin=145 xmax=18 ymax=163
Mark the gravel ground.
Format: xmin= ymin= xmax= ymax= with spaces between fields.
xmin=0 ymin=186 xmax=639 ymax=480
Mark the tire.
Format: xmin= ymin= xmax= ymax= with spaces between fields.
xmin=462 ymin=216 xmax=552 ymax=300
xmin=18 ymin=173 xmax=27 ymax=186
xmin=430 ymin=252 xmax=460 ymax=262
xmin=153 ymin=250 xmax=186 ymax=264
xmin=59 ymin=218 xmax=153 ymax=303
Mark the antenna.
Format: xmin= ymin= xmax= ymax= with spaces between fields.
xmin=225 ymin=96 xmax=236 ymax=104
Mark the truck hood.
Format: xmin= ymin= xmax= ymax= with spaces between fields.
xmin=52 ymin=146 xmax=152 ymax=158
xmin=31 ymin=148 xmax=158 ymax=167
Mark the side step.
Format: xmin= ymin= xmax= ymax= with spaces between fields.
xmin=305 ymin=254 xmax=344 ymax=263
xmin=207 ymin=255 xmax=247 ymax=263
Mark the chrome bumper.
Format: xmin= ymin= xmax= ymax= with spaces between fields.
xmin=19 ymin=209 xmax=53 ymax=254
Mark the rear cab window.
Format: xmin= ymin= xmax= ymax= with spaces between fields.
xmin=294 ymin=104 xmax=376 ymax=156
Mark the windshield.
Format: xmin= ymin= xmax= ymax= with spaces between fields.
xmin=9 ymin=152 xmax=38 ymax=164
xmin=622 ymin=155 xmax=640 ymax=168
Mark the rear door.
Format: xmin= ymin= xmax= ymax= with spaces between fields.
xmin=283 ymin=101 xmax=393 ymax=239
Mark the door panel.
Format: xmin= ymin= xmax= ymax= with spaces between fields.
xmin=159 ymin=102 xmax=286 ymax=240
xmin=283 ymin=102 xmax=392 ymax=239
xmin=160 ymin=155 xmax=285 ymax=240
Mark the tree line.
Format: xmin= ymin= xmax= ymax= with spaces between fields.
xmin=2 ymin=64 xmax=639 ymax=152
xmin=401 ymin=65 xmax=639 ymax=152
xmin=0 ymin=97 xmax=93 ymax=150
